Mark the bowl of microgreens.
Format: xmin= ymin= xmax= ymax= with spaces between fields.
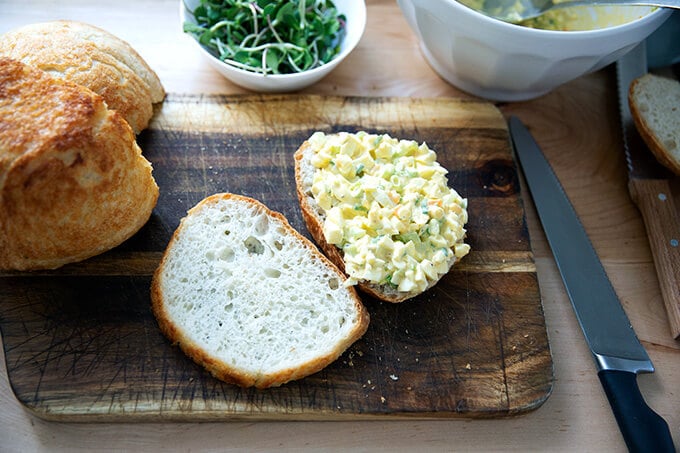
xmin=181 ymin=0 xmax=366 ymax=92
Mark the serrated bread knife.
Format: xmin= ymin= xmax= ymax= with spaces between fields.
xmin=509 ymin=116 xmax=675 ymax=452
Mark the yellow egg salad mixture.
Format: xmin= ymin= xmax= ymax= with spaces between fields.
xmin=308 ymin=131 xmax=470 ymax=294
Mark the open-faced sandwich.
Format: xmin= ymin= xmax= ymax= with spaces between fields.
xmin=295 ymin=131 xmax=470 ymax=303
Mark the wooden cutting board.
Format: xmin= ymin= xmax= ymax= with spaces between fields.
xmin=0 ymin=95 xmax=553 ymax=421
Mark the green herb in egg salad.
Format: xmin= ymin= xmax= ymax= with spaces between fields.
xmin=308 ymin=131 xmax=471 ymax=294
xmin=184 ymin=0 xmax=346 ymax=74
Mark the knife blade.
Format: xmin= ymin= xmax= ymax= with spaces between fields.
xmin=508 ymin=116 xmax=675 ymax=452
xmin=617 ymin=43 xmax=680 ymax=340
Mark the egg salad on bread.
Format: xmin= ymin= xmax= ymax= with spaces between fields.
xmin=305 ymin=131 xmax=470 ymax=296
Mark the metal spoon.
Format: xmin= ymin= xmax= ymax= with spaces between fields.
xmin=476 ymin=0 xmax=680 ymax=24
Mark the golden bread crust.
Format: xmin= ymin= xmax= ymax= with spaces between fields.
xmin=629 ymin=74 xmax=680 ymax=175
xmin=150 ymin=193 xmax=370 ymax=388
xmin=0 ymin=57 xmax=159 ymax=270
xmin=0 ymin=20 xmax=165 ymax=134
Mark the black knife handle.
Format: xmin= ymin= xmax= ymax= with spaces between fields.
xmin=598 ymin=370 xmax=676 ymax=452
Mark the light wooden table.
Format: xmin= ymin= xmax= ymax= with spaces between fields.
xmin=1 ymin=0 xmax=678 ymax=451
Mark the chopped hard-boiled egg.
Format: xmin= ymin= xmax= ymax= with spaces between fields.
xmin=308 ymin=131 xmax=470 ymax=293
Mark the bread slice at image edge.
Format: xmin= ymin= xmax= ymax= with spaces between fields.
xmin=629 ymin=73 xmax=680 ymax=175
xmin=294 ymin=139 xmax=458 ymax=303
xmin=150 ymin=193 xmax=369 ymax=389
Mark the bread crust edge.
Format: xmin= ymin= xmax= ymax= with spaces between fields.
xmin=628 ymin=74 xmax=680 ymax=176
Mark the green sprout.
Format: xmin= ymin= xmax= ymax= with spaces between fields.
xmin=184 ymin=0 xmax=346 ymax=75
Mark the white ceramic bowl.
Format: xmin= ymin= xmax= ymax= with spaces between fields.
xmin=181 ymin=0 xmax=366 ymax=92
xmin=397 ymin=0 xmax=672 ymax=101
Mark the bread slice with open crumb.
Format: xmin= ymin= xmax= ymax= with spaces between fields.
xmin=151 ymin=193 xmax=369 ymax=389
xmin=294 ymin=132 xmax=470 ymax=303
xmin=629 ymin=73 xmax=680 ymax=175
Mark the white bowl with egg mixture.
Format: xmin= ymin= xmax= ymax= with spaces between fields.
xmin=397 ymin=0 xmax=672 ymax=101
xmin=181 ymin=0 xmax=366 ymax=92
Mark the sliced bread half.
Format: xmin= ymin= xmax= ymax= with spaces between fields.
xmin=629 ymin=73 xmax=680 ymax=175
xmin=151 ymin=193 xmax=369 ymax=389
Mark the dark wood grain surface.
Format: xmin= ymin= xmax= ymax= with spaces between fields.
xmin=0 ymin=95 xmax=553 ymax=421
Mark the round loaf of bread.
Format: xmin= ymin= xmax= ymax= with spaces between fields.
xmin=151 ymin=193 xmax=369 ymax=389
xmin=0 ymin=57 xmax=159 ymax=271
xmin=0 ymin=20 xmax=165 ymax=134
